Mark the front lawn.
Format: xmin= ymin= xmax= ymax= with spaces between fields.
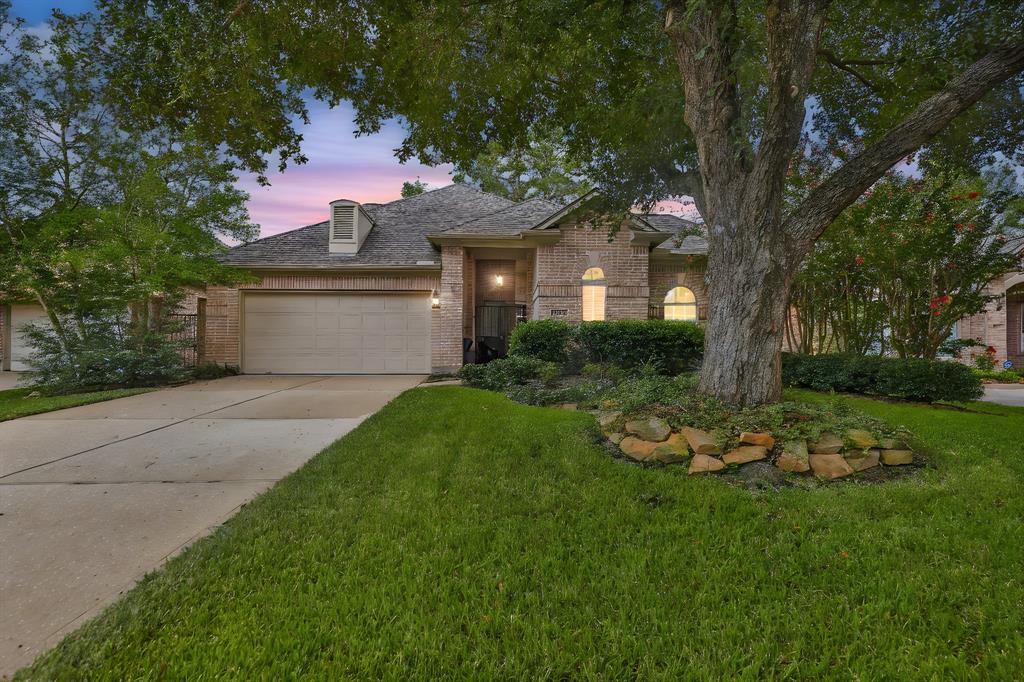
xmin=0 ymin=387 xmax=154 ymax=422
xmin=18 ymin=387 xmax=1024 ymax=679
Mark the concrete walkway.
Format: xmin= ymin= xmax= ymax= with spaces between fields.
xmin=0 ymin=374 xmax=423 ymax=676
xmin=981 ymin=383 xmax=1024 ymax=407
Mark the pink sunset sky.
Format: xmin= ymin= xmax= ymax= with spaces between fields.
xmin=238 ymin=100 xmax=699 ymax=238
xmin=13 ymin=2 xmax=700 ymax=240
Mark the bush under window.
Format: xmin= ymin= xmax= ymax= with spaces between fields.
xmin=509 ymin=319 xmax=704 ymax=375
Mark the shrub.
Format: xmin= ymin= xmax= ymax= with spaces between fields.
xmin=973 ymin=346 xmax=998 ymax=371
xmin=192 ymin=362 xmax=241 ymax=380
xmin=782 ymin=353 xmax=983 ymax=403
xmin=22 ymin=321 xmax=188 ymax=395
xmin=508 ymin=319 xmax=573 ymax=363
xmin=458 ymin=356 xmax=554 ymax=391
xmin=575 ymin=320 xmax=704 ymax=374
xmin=972 ymin=368 xmax=1024 ymax=384
xmin=509 ymin=319 xmax=704 ymax=374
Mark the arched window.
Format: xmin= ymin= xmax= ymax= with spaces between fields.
xmin=664 ymin=286 xmax=697 ymax=321
xmin=581 ymin=267 xmax=606 ymax=321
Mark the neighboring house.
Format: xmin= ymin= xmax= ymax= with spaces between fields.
xmin=953 ymin=238 xmax=1024 ymax=369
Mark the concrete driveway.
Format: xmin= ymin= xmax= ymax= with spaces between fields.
xmin=981 ymin=383 xmax=1024 ymax=407
xmin=0 ymin=374 xmax=423 ymax=676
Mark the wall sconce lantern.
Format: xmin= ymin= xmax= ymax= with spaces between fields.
xmin=495 ymin=275 xmax=504 ymax=287
xmin=431 ymin=289 xmax=440 ymax=309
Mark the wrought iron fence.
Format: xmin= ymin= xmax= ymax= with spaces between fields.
xmin=168 ymin=312 xmax=200 ymax=368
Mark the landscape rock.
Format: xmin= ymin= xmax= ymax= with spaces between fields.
xmin=649 ymin=433 xmax=691 ymax=464
xmin=558 ymin=403 xmax=578 ymax=411
xmin=618 ymin=436 xmax=660 ymax=461
xmin=624 ymin=417 xmax=671 ymax=442
xmin=809 ymin=453 xmax=854 ymax=479
xmin=880 ymin=449 xmax=914 ymax=466
xmin=607 ymin=432 xmax=625 ymax=445
xmin=846 ymin=429 xmax=878 ymax=450
xmin=809 ymin=432 xmax=843 ymax=454
xmin=776 ymin=439 xmax=810 ymax=472
xmin=680 ymin=427 xmax=722 ymax=455
xmin=597 ymin=411 xmax=622 ymax=430
xmin=722 ymin=445 xmax=769 ymax=465
xmin=877 ymin=437 xmax=907 ymax=450
xmin=844 ymin=448 xmax=880 ymax=472
xmin=735 ymin=462 xmax=786 ymax=490
xmin=688 ymin=454 xmax=725 ymax=474
xmin=739 ymin=431 xmax=776 ymax=449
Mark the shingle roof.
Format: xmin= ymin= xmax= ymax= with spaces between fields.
xmin=220 ymin=183 xmax=710 ymax=269
xmin=220 ymin=184 xmax=516 ymax=269
xmin=440 ymin=197 xmax=563 ymax=235
xmin=642 ymin=214 xmax=709 ymax=254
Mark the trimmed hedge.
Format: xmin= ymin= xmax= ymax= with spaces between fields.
xmin=508 ymin=319 xmax=573 ymax=363
xmin=782 ymin=353 xmax=983 ymax=403
xmin=509 ymin=319 xmax=704 ymax=375
xmin=575 ymin=320 xmax=704 ymax=374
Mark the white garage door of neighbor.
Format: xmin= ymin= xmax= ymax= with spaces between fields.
xmin=10 ymin=304 xmax=49 ymax=372
xmin=243 ymin=293 xmax=431 ymax=374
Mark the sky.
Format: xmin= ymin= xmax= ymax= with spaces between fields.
xmin=10 ymin=1 xmax=696 ymax=237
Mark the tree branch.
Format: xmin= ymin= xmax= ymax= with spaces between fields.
xmin=665 ymin=0 xmax=747 ymax=189
xmin=786 ymin=40 xmax=1024 ymax=249
xmin=817 ymin=48 xmax=879 ymax=91
xmin=747 ymin=0 xmax=829 ymax=222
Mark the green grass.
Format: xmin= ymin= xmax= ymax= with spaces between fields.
xmin=17 ymin=387 xmax=1024 ymax=679
xmin=0 ymin=387 xmax=154 ymax=421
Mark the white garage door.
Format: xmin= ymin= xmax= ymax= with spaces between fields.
xmin=10 ymin=304 xmax=49 ymax=372
xmin=242 ymin=293 xmax=431 ymax=374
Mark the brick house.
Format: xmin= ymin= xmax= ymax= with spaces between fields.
xmin=193 ymin=184 xmax=708 ymax=375
xmin=4 ymin=183 xmax=1019 ymax=374
xmin=953 ymin=254 xmax=1024 ymax=369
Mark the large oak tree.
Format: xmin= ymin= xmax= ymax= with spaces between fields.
xmin=95 ymin=0 xmax=1024 ymax=404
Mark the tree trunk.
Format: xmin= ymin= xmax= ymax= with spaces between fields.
xmin=697 ymin=212 xmax=795 ymax=406
xmin=666 ymin=0 xmax=1024 ymax=405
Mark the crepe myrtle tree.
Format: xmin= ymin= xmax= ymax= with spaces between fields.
xmin=93 ymin=0 xmax=1024 ymax=404
xmin=787 ymin=158 xmax=1020 ymax=359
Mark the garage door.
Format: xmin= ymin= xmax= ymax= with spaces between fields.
xmin=242 ymin=293 xmax=431 ymax=374
xmin=10 ymin=304 xmax=49 ymax=372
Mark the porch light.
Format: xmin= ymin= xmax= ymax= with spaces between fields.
xmin=495 ymin=275 xmax=504 ymax=286
xmin=431 ymin=289 xmax=440 ymax=309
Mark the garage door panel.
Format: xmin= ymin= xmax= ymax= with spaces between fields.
xmin=243 ymin=293 xmax=430 ymax=374
xmin=10 ymin=305 xmax=51 ymax=371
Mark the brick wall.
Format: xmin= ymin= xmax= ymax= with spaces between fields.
xmin=462 ymin=254 xmax=475 ymax=340
xmin=533 ymin=219 xmax=650 ymax=321
xmin=203 ymin=270 xmax=445 ymax=371
xmin=954 ymin=269 xmax=1024 ymax=367
xmin=437 ymin=247 xmax=465 ymax=371
xmin=0 ymin=304 xmax=7 ymax=370
xmin=1007 ymin=287 xmax=1024 ymax=365
xmin=475 ymin=259 xmax=516 ymax=304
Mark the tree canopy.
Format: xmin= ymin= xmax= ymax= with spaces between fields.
xmin=0 ymin=8 xmax=256 ymax=346
xmin=83 ymin=0 xmax=1024 ymax=404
